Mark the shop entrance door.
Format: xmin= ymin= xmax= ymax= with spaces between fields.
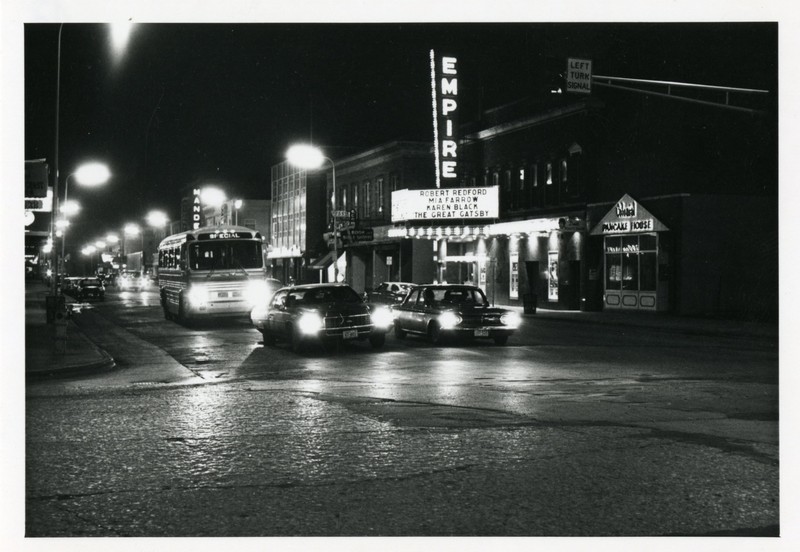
xmin=524 ymin=261 xmax=540 ymax=305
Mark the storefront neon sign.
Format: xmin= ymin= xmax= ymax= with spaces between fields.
xmin=430 ymin=50 xmax=459 ymax=187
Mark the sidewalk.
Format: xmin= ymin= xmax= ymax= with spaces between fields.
xmin=512 ymin=305 xmax=779 ymax=342
xmin=25 ymin=281 xmax=115 ymax=379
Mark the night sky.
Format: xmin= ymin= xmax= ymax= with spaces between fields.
xmin=22 ymin=21 xmax=777 ymax=255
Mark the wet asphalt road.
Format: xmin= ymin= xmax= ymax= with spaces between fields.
xmin=25 ymin=288 xmax=779 ymax=536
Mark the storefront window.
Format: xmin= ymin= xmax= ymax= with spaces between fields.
xmin=622 ymin=252 xmax=638 ymax=290
xmin=640 ymin=252 xmax=657 ymax=291
xmin=605 ymin=234 xmax=660 ymax=292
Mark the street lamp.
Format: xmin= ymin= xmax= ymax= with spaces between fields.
xmin=286 ymin=144 xmax=340 ymax=282
xmin=51 ymin=22 xmax=130 ymax=298
xmin=233 ymin=199 xmax=243 ymax=226
xmin=146 ymin=210 xmax=169 ymax=229
xmin=124 ymin=223 xmax=142 ymax=257
xmin=60 ymin=162 xmax=111 ymax=279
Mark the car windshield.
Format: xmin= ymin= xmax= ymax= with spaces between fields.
xmin=188 ymin=240 xmax=263 ymax=271
xmin=422 ymin=287 xmax=489 ymax=307
xmin=295 ymin=286 xmax=363 ymax=305
xmin=82 ymin=279 xmax=102 ymax=286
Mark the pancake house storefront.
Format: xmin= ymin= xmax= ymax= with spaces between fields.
xmin=591 ymin=194 xmax=670 ymax=312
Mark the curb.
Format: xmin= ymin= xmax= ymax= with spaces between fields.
xmin=26 ymin=327 xmax=117 ymax=381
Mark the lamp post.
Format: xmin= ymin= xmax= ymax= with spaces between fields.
xmin=59 ymin=162 xmax=111 ymax=277
xmin=286 ymin=144 xmax=339 ymax=283
xmin=124 ymin=223 xmax=142 ymax=256
xmin=50 ymin=23 xmax=131 ymax=297
xmin=233 ymin=199 xmax=243 ymax=226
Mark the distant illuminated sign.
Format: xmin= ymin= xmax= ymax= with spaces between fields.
xmin=430 ymin=50 xmax=459 ymax=187
xmin=391 ymin=186 xmax=499 ymax=222
xmin=591 ymin=193 xmax=669 ymax=235
xmin=566 ymin=58 xmax=592 ymax=94
xmin=193 ymin=188 xmax=202 ymax=229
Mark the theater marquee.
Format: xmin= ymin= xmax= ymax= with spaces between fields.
xmin=391 ymin=186 xmax=499 ymax=222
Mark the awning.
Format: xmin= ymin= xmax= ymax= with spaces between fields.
xmin=308 ymin=251 xmax=336 ymax=270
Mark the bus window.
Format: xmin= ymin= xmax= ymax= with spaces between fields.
xmin=188 ymin=241 xmax=263 ymax=271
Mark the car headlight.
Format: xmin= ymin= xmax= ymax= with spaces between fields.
xmin=245 ymin=280 xmax=270 ymax=305
xmin=371 ymin=306 xmax=394 ymax=329
xmin=298 ymin=312 xmax=323 ymax=335
xmin=187 ymin=284 xmax=209 ymax=306
xmin=438 ymin=311 xmax=462 ymax=329
xmin=500 ymin=311 xmax=522 ymax=328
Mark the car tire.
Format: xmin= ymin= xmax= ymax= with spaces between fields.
xmin=428 ymin=322 xmax=446 ymax=345
xmin=394 ymin=323 xmax=406 ymax=339
xmin=369 ymin=333 xmax=386 ymax=348
xmin=493 ymin=334 xmax=509 ymax=346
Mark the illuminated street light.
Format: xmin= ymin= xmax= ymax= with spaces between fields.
xmin=124 ymin=223 xmax=141 ymax=237
xmin=95 ymin=240 xmax=106 ymax=249
xmin=233 ymin=199 xmax=243 ymax=225
xmin=200 ymin=186 xmax=227 ymax=208
xmin=59 ymin=161 xmax=111 ymax=287
xmin=55 ymin=219 xmax=70 ymax=230
xmin=109 ymin=21 xmax=135 ymax=61
xmin=146 ymin=210 xmax=169 ymax=228
xmin=106 ymin=234 xmax=119 ymax=244
xmin=286 ymin=144 xmax=340 ymax=282
xmin=59 ymin=199 xmax=81 ymax=217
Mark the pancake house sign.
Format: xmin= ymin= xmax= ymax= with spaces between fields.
xmin=590 ymin=194 xmax=669 ymax=235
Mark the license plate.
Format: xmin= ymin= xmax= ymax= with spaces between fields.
xmin=217 ymin=292 xmax=228 ymax=298
xmin=342 ymin=329 xmax=358 ymax=340
xmin=474 ymin=329 xmax=489 ymax=337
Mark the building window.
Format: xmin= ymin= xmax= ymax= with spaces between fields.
xmin=492 ymin=171 xmax=500 ymax=188
xmin=560 ymin=158 xmax=569 ymax=196
xmin=376 ymin=176 xmax=385 ymax=215
xmin=546 ymin=162 xmax=553 ymax=185
xmin=364 ymin=180 xmax=371 ymax=218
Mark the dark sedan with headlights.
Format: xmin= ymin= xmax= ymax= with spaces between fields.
xmin=250 ymin=283 xmax=393 ymax=352
xmin=391 ymin=284 xmax=521 ymax=345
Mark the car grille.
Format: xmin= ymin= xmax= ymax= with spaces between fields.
xmin=460 ymin=313 xmax=504 ymax=327
xmin=323 ymin=313 xmax=371 ymax=329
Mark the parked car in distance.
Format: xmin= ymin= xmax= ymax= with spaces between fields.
xmin=251 ymin=283 xmax=393 ymax=352
xmin=362 ymin=281 xmax=417 ymax=305
xmin=392 ymin=284 xmax=522 ymax=345
xmin=74 ymin=277 xmax=105 ymax=302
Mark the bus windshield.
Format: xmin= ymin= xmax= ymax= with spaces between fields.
xmin=188 ymin=240 xmax=263 ymax=271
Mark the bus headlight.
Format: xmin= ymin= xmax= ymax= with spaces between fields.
xmin=187 ymin=284 xmax=209 ymax=306
xmin=438 ymin=311 xmax=462 ymax=329
xmin=500 ymin=311 xmax=522 ymax=328
xmin=298 ymin=312 xmax=323 ymax=335
xmin=245 ymin=280 xmax=269 ymax=305
xmin=371 ymin=306 xmax=394 ymax=329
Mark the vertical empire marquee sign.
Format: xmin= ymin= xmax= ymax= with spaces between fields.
xmin=430 ymin=50 xmax=459 ymax=188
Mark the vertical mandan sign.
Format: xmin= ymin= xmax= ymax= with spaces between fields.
xmin=430 ymin=50 xmax=459 ymax=187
